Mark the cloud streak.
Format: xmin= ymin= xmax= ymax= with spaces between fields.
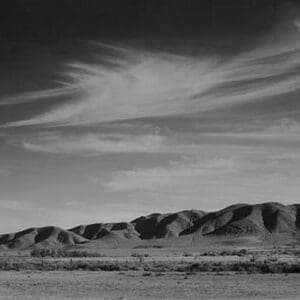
xmin=104 ymin=157 xmax=237 ymax=192
xmin=21 ymin=133 xmax=170 ymax=155
xmin=2 ymin=23 xmax=300 ymax=129
xmin=0 ymin=86 xmax=77 ymax=106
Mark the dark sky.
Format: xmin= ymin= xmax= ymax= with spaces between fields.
xmin=0 ymin=0 xmax=287 ymax=40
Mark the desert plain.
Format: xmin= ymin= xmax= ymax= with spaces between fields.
xmin=0 ymin=203 xmax=299 ymax=299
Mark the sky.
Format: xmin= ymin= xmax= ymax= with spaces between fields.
xmin=0 ymin=0 xmax=300 ymax=232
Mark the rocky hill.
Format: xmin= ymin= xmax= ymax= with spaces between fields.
xmin=0 ymin=202 xmax=299 ymax=250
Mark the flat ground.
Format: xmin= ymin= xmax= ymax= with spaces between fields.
xmin=0 ymin=244 xmax=298 ymax=299
xmin=0 ymin=271 xmax=299 ymax=300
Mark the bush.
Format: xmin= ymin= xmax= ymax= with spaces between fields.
xmin=30 ymin=248 xmax=60 ymax=258
xmin=201 ymin=251 xmax=217 ymax=256
xmin=131 ymin=253 xmax=149 ymax=258
xmin=220 ymin=249 xmax=248 ymax=256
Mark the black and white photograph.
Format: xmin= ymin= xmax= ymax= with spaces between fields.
xmin=0 ymin=0 xmax=299 ymax=299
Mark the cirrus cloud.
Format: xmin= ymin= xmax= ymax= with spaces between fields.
xmin=2 ymin=26 xmax=300 ymax=129
xmin=21 ymin=133 xmax=169 ymax=155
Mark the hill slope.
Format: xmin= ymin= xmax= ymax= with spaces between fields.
xmin=0 ymin=226 xmax=86 ymax=250
xmin=0 ymin=203 xmax=299 ymax=249
xmin=180 ymin=203 xmax=299 ymax=237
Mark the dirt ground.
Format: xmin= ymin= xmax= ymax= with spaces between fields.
xmin=0 ymin=271 xmax=299 ymax=300
xmin=0 ymin=244 xmax=298 ymax=299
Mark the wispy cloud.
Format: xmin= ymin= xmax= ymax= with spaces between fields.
xmin=267 ymin=118 xmax=300 ymax=135
xmin=0 ymin=86 xmax=76 ymax=106
xmin=295 ymin=19 xmax=300 ymax=31
xmin=15 ymin=115 xmax=300 ymax=156
xmin=0 ymin=169 xmax=10 ymax=176
xmin=21 ymin=132 xmax=170 ymax=155
xmin=2 ymin=23 xmax=300 ymax=128
xmin=104 ymin=157 xmax=237 ymax=192
xmin=0 ymin=200 xmax=22 ymax=210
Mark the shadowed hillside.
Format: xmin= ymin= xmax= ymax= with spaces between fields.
xmin=180 ymin=203 xmax=299 ymax=237
xmin=70 ymin=222 xmax=140 ymax=241
xmin=132 ymin=210 xmax=207 ymax=239
xmin=0 ymin=203 xmax=299 ymax=250
xmin=0 ymin=226 xmax=86 ymax=250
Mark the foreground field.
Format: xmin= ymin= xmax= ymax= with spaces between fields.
xmin=0 ymin=271 xmax=299 ymax=299
xmin=0 ymin=244 xmax=298 ymax=299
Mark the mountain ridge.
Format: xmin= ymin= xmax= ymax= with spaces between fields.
xmin=0 ymin=202 xmax=299 ymax=250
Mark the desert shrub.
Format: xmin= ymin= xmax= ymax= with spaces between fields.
xmin=30 ymin=248 xmax=106 ymax=258
xmin=1 ymin=256 xmax=299 ymax=273
xmin=220 ymin=250 xmax=230 ymax=256
xmin=231 ymin=262 xmax=247 ymax=272
xmin=201 ymin=251 xmax=217 ymax=256
xmin=131 ymin=253 xmax=149 ymax=258
xmin=180 ymin=261 xmax=300 ymax=274
xmin=30 ymin=248 xmax=61 ymax=258
xmin=237 ymin=249 xmax=248 ymax=256
xmin=66 ymin=250 xmax=106 ymax=258
xmin=184 ymin=263 xmax=210 ymax=272
xmin=283 ymin=264 xmax=300 ymax=273
xmin=220 ymin=249 xmax=248 ymax=256
xmin=134 ymin=245 xmax=163 ymax=249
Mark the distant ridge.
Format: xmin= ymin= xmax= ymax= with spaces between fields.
xmin=0 ymin=202 xmax=299 ymax=250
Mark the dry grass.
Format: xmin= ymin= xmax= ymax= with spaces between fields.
xmin=0 ymin=271 xmax=299 ymax=299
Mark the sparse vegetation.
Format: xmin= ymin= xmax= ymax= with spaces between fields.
xmin=181 ymin=261 xmax=300 ymax=274
xmin=134 ymin=245 xmax=164 ymax=249
xmin=220 ymin=249 xmax=248 ymax=256
xmin=0 ymin=257 xmax=299 ymax=273
xmin=201 ymin=251 xmax=217 ymax=256
xmin=30 ymin=248 xmax=106 ymax=258
xmin=131 ymin=252 xmax=149 ymax=263
xmin=201 ymin=249 xmax=248 ymax=257
xmin=131 ymin=253 xmax=149 ymax=258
